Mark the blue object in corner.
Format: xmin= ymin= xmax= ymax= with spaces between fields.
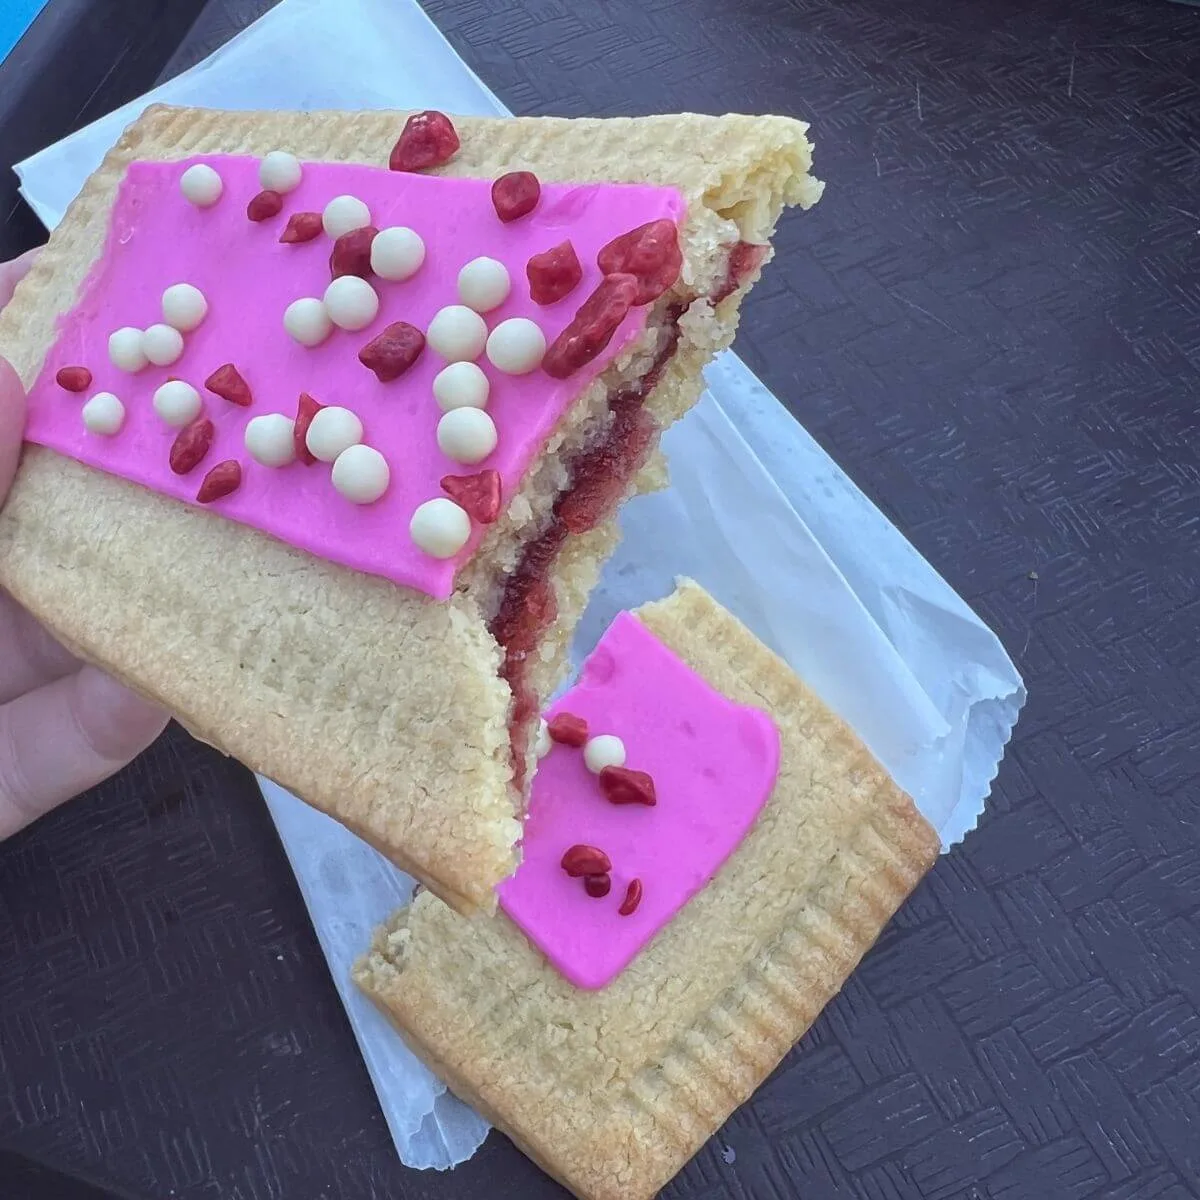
xmin=0 ymin=0 xmax=49 ymax=63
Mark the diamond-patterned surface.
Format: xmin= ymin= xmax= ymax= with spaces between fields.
xmin=3 ymin=0 xmax=1200 ymax=1197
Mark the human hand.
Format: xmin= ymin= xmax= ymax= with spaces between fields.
xmin=0 ymin=250 xmax=168 ymax=840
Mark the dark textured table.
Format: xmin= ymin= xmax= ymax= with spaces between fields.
xmin=3 ymin=1 xmax=1200 ymax=1198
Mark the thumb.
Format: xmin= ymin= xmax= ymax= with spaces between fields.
xmin=0 ymin=665 xmax=170 ymax=840
xmin=0 ymin=355 xmax=25 ymax=503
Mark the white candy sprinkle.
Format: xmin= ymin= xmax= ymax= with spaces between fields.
xmin=244 ymin=413 xmax=297 ymax=467
xmin=583 ymin=734 xmax=627 ymax=774
xmin=322 ymin=194 xmax=371 ymax=239
xmin=82 ymin=392 xmax=125 ymax=435
xmin=161 ymin=283 xmax=208 ymax=332
xmin=486 ymin=317 xmax=546 ymax=375
xmin=259 ymin=150 xmax=302 ymax=194
xmin=141 ymin=323 xmax=185 ymax=367
xmin=152 ymin=380 xmax=202 ymax=428
xmin=370 ymin=227 xmax=426 ymax=281
xmin=323 ymin=275 xmax=379 ymax=332
xmin=108 ymin=327 xmax=148 ymax=373
xmin=410 ymin=498 xmax=470 ymax=559
xmin=180 ymin=163 xmax=223 ymax=207
xmin=436 ymin=407 xmax=497 ymax=465
xmin=535 ymin=719 xmax=552 ymax=759
xmin=457 ymin=256 xmax=511 ymax=313
xmin=433 ymin=361 xmax=490 ymax=412
xmin=305 ymin=405 xmax=363 ymax=462
xmin=284 ymin=297 xmax=333 ymax=346
xmin=332 ymin=444 xmax=390 ymax=504
xmin=427 ymin=305 xmax=488 ymax=362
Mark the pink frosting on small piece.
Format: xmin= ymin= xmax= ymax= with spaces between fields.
xmin=26 ymin=156 xmax=684 ymax=600
xmin=498 ymin=611 xmax=781 ymax=989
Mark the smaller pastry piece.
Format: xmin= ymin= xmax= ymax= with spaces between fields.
xmin=355 ymin=579 xmax=940 ymax=1200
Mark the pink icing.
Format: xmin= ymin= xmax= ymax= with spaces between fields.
xmin=26 ymin=156 xmax=685 ymax=600
xmin=498 ymin=611 xmax=781 ymax=989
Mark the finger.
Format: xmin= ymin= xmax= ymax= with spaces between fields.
xmin=0 ymin=247 xmax=41 ymax=309
xmin=0 ymin=355 xmax=24 ymax=501
xmin=0 ymin=589 xmax=80 ymax=703
xmin=0 ymin=664 xmax=169 ymax=840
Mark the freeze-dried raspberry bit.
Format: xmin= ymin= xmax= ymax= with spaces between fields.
xmin=492 ymin=171 xmax=540 ymax=222
xmin=440 ymin=469 xmax=502 ymax=524
xmin=618 ymin=878 xmax=643 ymax=916
xmin=246 ymin=189 xmax=284 ymax=222
xmin=330 ymin=226 xmax=378 ymax=279
xmin=389 ymin=110 xmax=460 ymax=171
xmin=279 ymin=212 xmax=322 ymax=244
xmin=542 ymin=273 xmax=639 ymax=379
xmin=205 ymin=363 xmax=252 ymax=407
xmin=55 ymin=365 xmax=91 ymax=392
xmin=548 ymin=713 xmax=588 ymax=747
xmin=527 ymin=240 xmax=582 ymax=305
xmin=358 ymin=322 xmax=425 ymax=382
xmin=599 ymin=766 xmax=656 ymax=807
xmin=169 ymin=417 xmax=215 ymax=475
xmin=197 ymin=459 xmax=242 ymax=504
xmin=597 ymin=218 xmax=682 ymax=305
xmin=293 ymin=392 xmax=324 ymax=465
xmin=584 ymin=873 xmax=612 ymax=899
xmin=560 ymin=844 xmax=612 ymax=878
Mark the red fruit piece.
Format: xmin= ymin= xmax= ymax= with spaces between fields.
xmin=169 ymin=417 xmax=215 ymax=475
xmin=329 ymin=225 xmax=378 ymax=279
xmin=440 ymin=469 xmax=501 ymax=524
xmin=548 ymin=712 xmax=588 ymax=747
xmin=618 ymin=878 xmax=643 ymax=916
xmin=280 ymin=212 xmax=323 ymax=243
xmin=358 ymin=322 xmax=426 ymax=382
xmin=597 ymin=219 xmax=682 ymax=305
xmin=197 ymin=459 xmax=242 ymax=504
xmin=599 ymin=766 xmax=656 ymax=807
xmin=55 ymin=365 xmax=91 ymax=392
xmin=247 ymin=189 xmax=284 ymax=222
xmin=294 ymin=392 xmax=323 ymax=465
xmin=542 ymin=273 xmax=639 ymax=379
xmin=205 ymin=363 xmax=252 ymax=407
xmin=389 ymin=110 xmax=460 ymax=171
xmin=492 ymin=171 xmax=540 ymax=222
xmin=560 ymin=844 xmax=612 ymax=877
xmin=584 ymin=873 xmax=612 ymax=899
xmin=527 ymin=240 xmax=582 ymax=305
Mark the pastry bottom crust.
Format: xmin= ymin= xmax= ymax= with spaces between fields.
xmin=354 ymin=580 xmax=941 ymax=1200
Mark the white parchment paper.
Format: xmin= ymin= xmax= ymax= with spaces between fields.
xmin=16 ymin=0 xmax=1025 ymax=1172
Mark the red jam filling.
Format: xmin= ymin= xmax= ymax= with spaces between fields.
xmin=710 ymin=241 xmax=769 ymax=305
xmin=491 ymin=241 xmax=765 ymax=784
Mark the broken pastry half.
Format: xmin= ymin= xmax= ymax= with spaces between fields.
xmin=355 ymin=579 xmax=941 ymax=1200
xmin=0 ymin=105 xmax=822 ymax=912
